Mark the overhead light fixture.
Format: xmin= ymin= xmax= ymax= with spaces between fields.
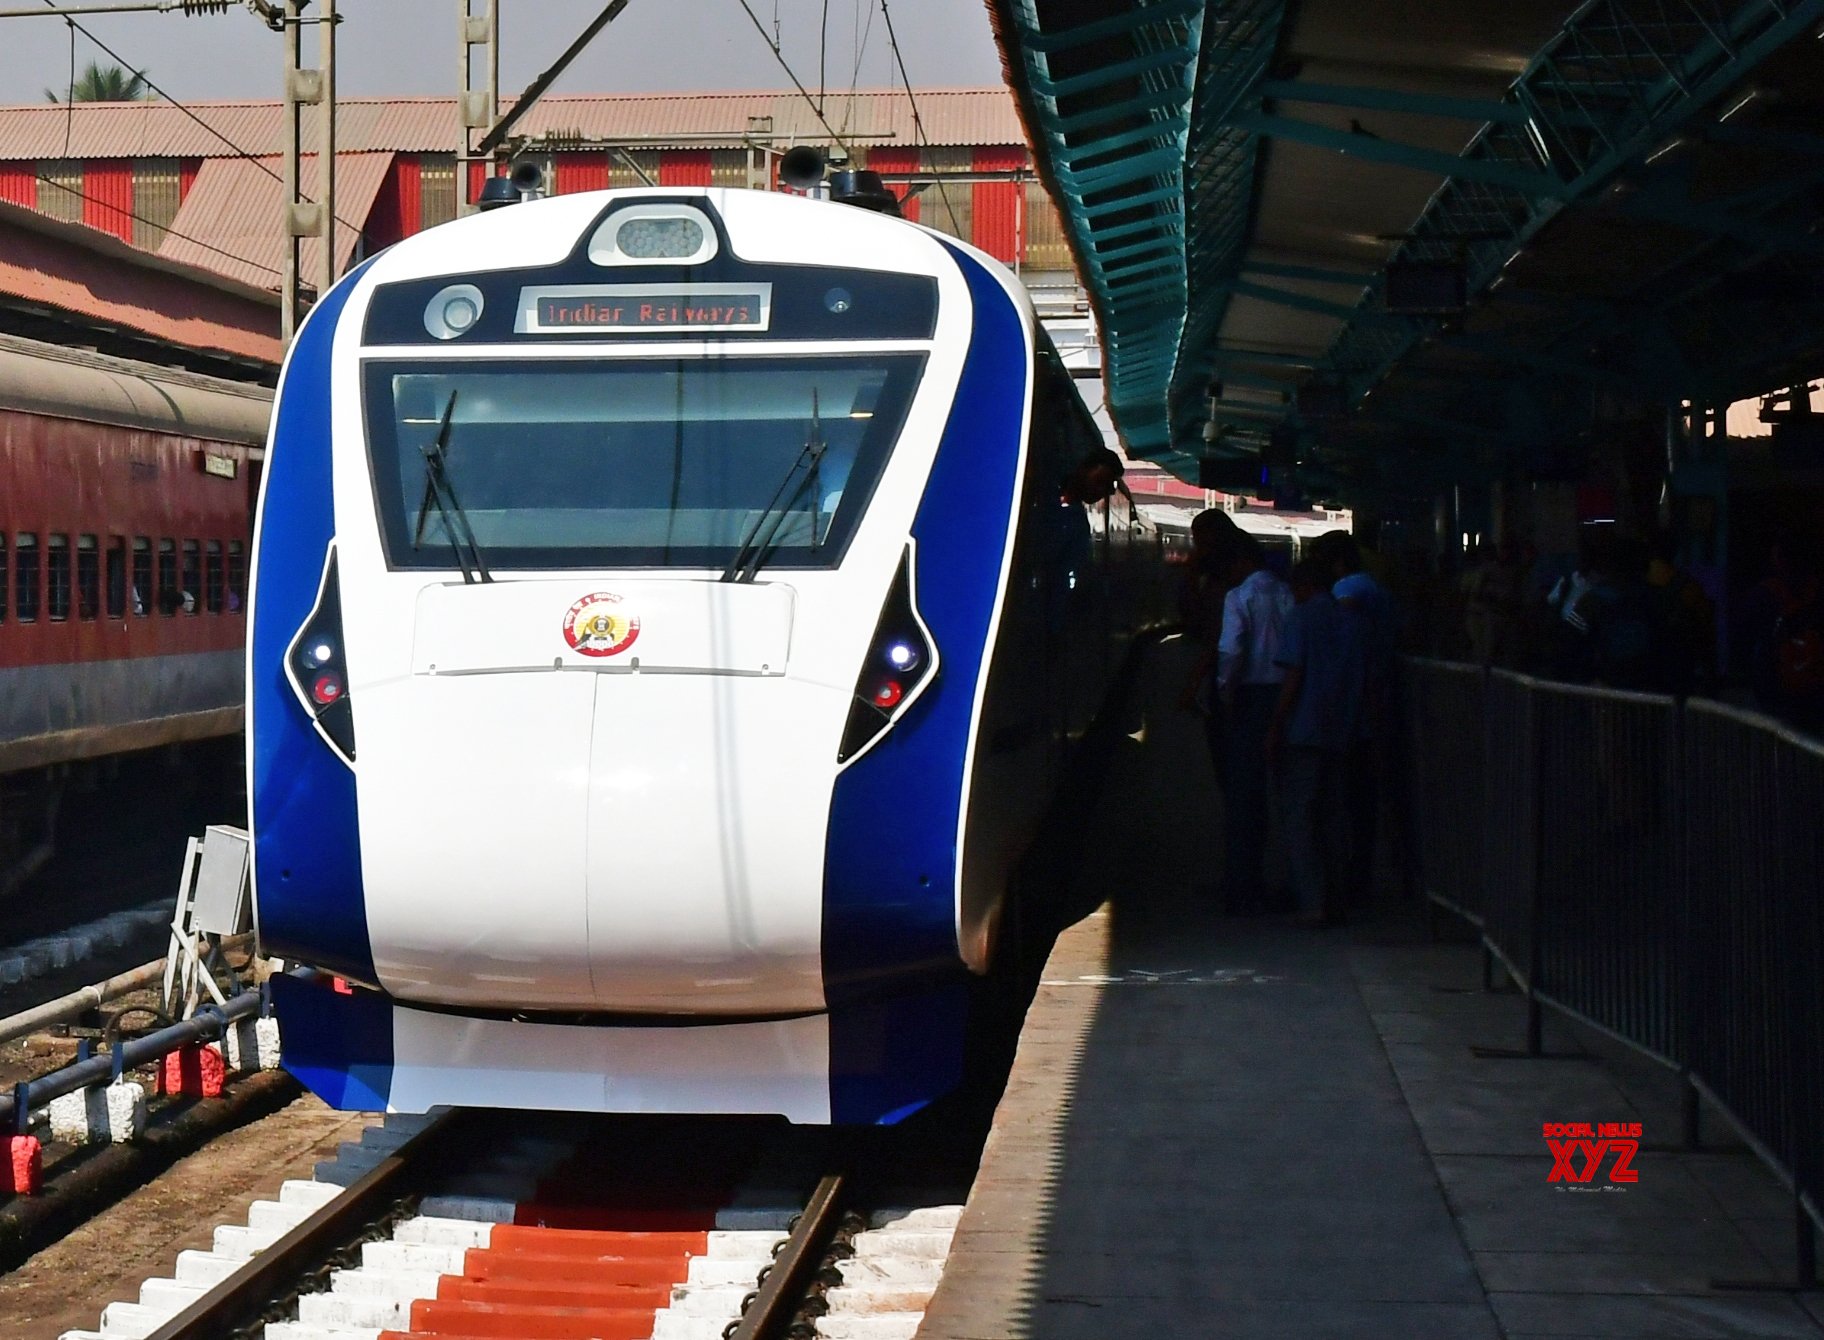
xmin=1524 ymin=118 xmax=1553 ymax=168
xmin=1720 ymin=89 xmax=1759 ymax=122
xmin=1645 ymin=136 xmax=1686 ymax=164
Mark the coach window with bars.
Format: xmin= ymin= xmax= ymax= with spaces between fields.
xmin=37 ymin=160 xmax=82 ymax=224
xmin=205 ymin=540 xmax=224 ymax=613
xmin=157 ymin=538 xmax=177 ymax=617
xmin=106 ymin=537 xmax=126 ymax=619
xmin=607 ymin=150 xmax=658 ymax=190
xmin=132 ymin=537 xmax=151 ymax=617
xmin=181 ymin=540 xmax=201 ymax=614
xmin=132 ymin=159 xmax=183 ymax=248
xmin=77 ymin=534 xmax=99 ymax=620
xmin=919 ymin=148 xmax=973 ymax=247
xmin=47 ymin=534 xmax=70 ymax=622
xmin=420 ymin=155 xmax=458 ymax=229
xmin=14 ymin=533 xmax=37 ymax=622
xmin=227 ymin=540 xmax=246 ymax=609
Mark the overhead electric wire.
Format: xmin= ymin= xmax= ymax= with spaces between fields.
xmin=734 ymin=0 xmax=852 ymax=157
xmin=878 ymin=0 xmax=962 ymax=236
xmin=36 ymin=0 xmax=363 ymax=235
xmin=818 ymin=0 xmax=829 ymax=114
xmin=32 ymin=172 xmax=284 ymax=277
xmin=59 ymin=19 xmax=75 ymax=158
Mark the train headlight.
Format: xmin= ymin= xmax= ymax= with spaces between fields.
xmin=424 ymin=284 xmax=485 ymax=341
xmin=838 ymin=548 xmax=937 ymax=765
xmin=284 ymin=547 xmax=356 ymax=764
xmin=587 ymin=204 xmax=719 ymax=266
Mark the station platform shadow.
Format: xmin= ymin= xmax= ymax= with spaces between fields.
xmin=917 ymin=637 xmax=1823 ymax=1340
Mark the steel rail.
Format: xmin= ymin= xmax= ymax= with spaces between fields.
xmin=144 ymin=1107 xmax=466 ymax=1340
xmin=728 ymin=1172 xmax=848 ymax=1340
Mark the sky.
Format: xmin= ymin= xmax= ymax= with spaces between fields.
xmin=1 ymin=0 xmax=1004 ymax=104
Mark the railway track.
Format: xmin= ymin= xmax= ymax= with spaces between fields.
xmin=59 ymin=1109 xmax=963 ymax=1340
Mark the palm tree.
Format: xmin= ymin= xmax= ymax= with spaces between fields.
xmin=44 ymin=61 xmax=150 ymax=103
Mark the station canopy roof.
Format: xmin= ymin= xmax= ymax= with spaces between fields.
xmin=988 ymin=0 xmax=1824 ymax=500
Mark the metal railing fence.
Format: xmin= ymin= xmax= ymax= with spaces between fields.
xmin=1406 ymin=659 xmax=1824 ymax=1278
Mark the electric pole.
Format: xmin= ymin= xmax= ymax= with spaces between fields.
xmin=279 ymin=0 xmax=336 ymax=343
xmin=457 ymin=0 xmax=500 ymax=216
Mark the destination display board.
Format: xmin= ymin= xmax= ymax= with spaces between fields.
xmin=516 ymin=283 xmax=773 ymax=335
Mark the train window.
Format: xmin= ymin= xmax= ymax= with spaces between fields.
xmin=14 ymin=533 xmax=36 ymax=623
xmin=77 ymin=534 xmax=99 ymax=621
xmin=364 ymin=354 xmax=924 ymax=571
xmin=157 ymin=539 xmax=177 ymax=616
xmin=131 ymin=538 xmax=151 ymax=617
xmin=47 ymin=534 xmax=70 ymax=622
xmin=227 ymin=540 xmax=245 ymax=610
xmin=106 ymin=538 xmax=126 ymax=619
xmin=204 ymin=541 xmax=224 ymax=613
xmin=181 ymin=540 xmax=201 ymax=615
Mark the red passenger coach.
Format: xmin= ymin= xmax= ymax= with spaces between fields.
xmin=0 ymin=337 xmax=271 ymax=889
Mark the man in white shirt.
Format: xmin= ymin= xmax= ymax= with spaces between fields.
xmin=1215 ymin=533 xmax=1293 ymax=913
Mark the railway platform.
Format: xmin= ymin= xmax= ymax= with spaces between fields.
xmin=918 ymin=642 xmax=1821 ymax=1340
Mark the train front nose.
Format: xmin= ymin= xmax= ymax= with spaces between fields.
xmin=355 ymin=578 xmax=832 ymax=1015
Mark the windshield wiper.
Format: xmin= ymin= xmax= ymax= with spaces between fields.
xmin=721 ymin=389 xmax=827 ymax=584
xmin=411 ymin=390 xmax=493 ymax=584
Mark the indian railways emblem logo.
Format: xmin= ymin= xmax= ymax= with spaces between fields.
xmin=562 ymin=592 xmax=640 ymax=658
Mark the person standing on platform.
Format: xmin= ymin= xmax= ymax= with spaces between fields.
xmin=1180 ymin=508 xmax=1245 ymax=795
xmin=1270 ymin=558 xmax=1367 ymax=926
xmin=1313 ymin=530 xmax=1398 ymax=910
xmin=1214 ymin=531 xmax=1292 ymax=914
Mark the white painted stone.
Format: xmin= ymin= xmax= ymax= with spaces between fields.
xmin=279 ymin=1179 xmax=344 ymax=1210
xmin=360 ymin=1240 xmax=468 ymax=1274
xmin=212 ymin=1221 xmax=285 ymax=1258
xmin=824 ymin=1286 xmax=937 ymax=1314
xmin=54 ymin=1332 xmax=106 ymax=1340
xmin=137 ymin=1278 xmax=205 ymax=1311
xmin=328 ymin=1267 xmax=442 ymax=1301
xmin=247 ymin=1199 xmax=315 ymax=1233
xmin=296 ymin=1291 xmax=411 ymax=1329
xmin=867 ymin=1205 xmax=962 ymax=1231
xmin=650 ymin=1311 xmax=744 ymax=1340
xmin=392 ymin=1214 xmax=495 ymax=1247
xmin=665 ymin=1284 xmax=750 ymax=1316
xmin=174 ymin=1250 xmax=241 ymax=1286
xmin=835 ymin=1256 xmax=943 ymax=1285
xmin=705 ymin=1229 xmax=785 ymax=1257
xmin=685 ymin=1256 xmax=769 ymax=1286
xmin=224 ymin=1017 xmax=283 ymax=1073
xmin=849 ymin=1231 xmax=955 ymax=1260
xmin=48 ymin=1080 xmax=146 ymax=1145
xmin=98 ymin=1299 xmax=166 ymax=1336
xmin=417 ymin=1194 xmax=516 ymax=1222
xmin=813 ymin=1315 xmax=923 ymax=1340
xmin=262 ymin=1324 xmax=382 ymax=1340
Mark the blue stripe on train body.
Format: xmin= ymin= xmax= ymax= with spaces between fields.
xmin=250 ymin=259 xmax=377 ymax=985
xmin=824 ymin=241 xmax=1029 ymax=1124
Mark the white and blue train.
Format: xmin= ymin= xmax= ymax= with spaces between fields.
xmin=249 ymin=181 xmax=1134 ymax=1124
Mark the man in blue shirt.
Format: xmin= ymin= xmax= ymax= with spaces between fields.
xmin=1270 ymin=558 xmax=1368 ymax=925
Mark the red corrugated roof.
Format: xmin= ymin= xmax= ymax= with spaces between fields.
xmin=0 ymin=89 xmax=1021 ymax=158
xmin=157 ymin=152 xmax=393 ymax=290
xmin=0 ymin=198 xmax=279 ymax=365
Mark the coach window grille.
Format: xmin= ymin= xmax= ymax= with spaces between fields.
xmin=227 ymin=540 xmax=245 ymax=610
xmin=38 ymin=160 xmax=82 ymax=224
xmin=919 ymin=147 xmax=973 ymax=246
xmin=132 ymin=158 xmax=181 ymax=249
xmin=15 ymin=533 xmax=38 ymax=622
xmin=47 ymin=534 xmax=70 ymax=622
xmin=77 ymin=534 xmax=99 ymax=620
xmin=181 ymin=540 xmax=201 ymax=615
xmin=157 ymin=538 xmax=177 ymax=617
xmin=131 ymin=537 xmax=151 ymax=617
xmin=106 ymin=537 xmax=126 ymax=619
xmin=419 ymin=154 xmax=457 ymax=229
xmin=205 ymin=540 xmax=224 ymax=613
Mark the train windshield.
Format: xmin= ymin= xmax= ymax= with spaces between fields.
xmin=362 ymin=353 xmax=925 ymax=571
